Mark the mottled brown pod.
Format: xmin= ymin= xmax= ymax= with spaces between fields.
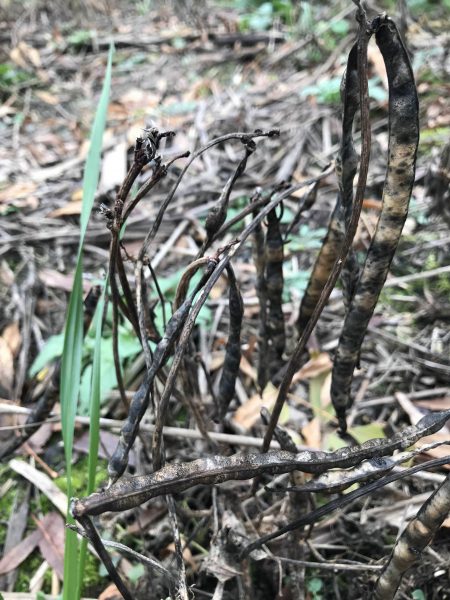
xmin=331 ymin=16 xmax=420 ymax=431
xmin=108 ymin=295 xmax=194 ymax=483
xmin=251 ymin=196 xmax=269 ymax=390
xmin=217 ymin=264 xmax=244 ymax=420
xmin=73 ymin=409 xmax=450 ymax=517
xmin=373 ymin=473 xmax=450 ymax=599
xmin=297 ymin=43 xmax=361 ymax=334
xmin=265 ymin=207 xmax=285 ymax=377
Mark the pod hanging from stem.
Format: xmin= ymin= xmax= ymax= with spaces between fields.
xmin=331 ymin=16 xmax=420 ymax=432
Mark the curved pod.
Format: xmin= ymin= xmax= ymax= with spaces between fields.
xmin=331 ymin=17 xmax=419 ymax=431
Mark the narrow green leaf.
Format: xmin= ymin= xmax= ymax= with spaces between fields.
xmin=79 ymin=45 xmax=114 ymax=242
xmin=60 ymin=43 xmax=114 ymax=600
xmin=77 ymin=284 xmax=107 ymax=599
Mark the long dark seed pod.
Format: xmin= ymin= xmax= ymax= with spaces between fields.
xmin=251 ymin=193 xmax=269 ymax=390
xmin=297 ymin=43 xmax=360 ymax=334
xmin=108 ymin=294 xmax=195 ymax=483
xmin=202 ymin=139 xmax=256 ymax=253
xmin=265 ymin=207 xmax=285 ymax=377
xmin=72 ymin=409 xmax=450 ymax=517
xmin=217 ymin=264 xmax=244 ymax=420
xmin=373 ymin=472 xmax=450 ymax=599
xmin=338 ymin=42 xmax=361 ymax=308
xmin=281 ymin=441 xmax=448 ymax=494
xmin=0 ymin=286 xmax=101 ymax=460
xmin=331 ymin=16 xmax=420 ymax=431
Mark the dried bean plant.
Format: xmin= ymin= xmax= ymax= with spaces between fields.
xmin=3 ymin=4 xmax=448 ymax=600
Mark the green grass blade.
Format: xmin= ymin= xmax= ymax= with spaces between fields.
xmin=60 ymin=44 xmax=114 ymax=600
xmin=79 ymin=45 xmax=114 ymax=243
xmin=76 ymin=283 xmax=107 ymax=598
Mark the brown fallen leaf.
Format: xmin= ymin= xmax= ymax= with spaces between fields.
xmin=0 ymin=488 xmax=30 ymax=590
xmin=9 ymin=459 xmax=68 ymax=514
xmin=414 ymin=397 xmax=450 ymax=411
xmin=416 ymin=434 xmax=450 ymax=471
xmin=0 ymin=336 xmax=14 ymax=398
xmin=99 ymin=141 xmax=127 ymax=193
xmin=74 ymin=430 xmax=137 ymax=467
xmin=99 ymin=584 xmax=122 ymax=600
xmin=35 ymin=90 xmax=60 ymax=105
xmin=38 ymin=268 xmax=91 ymax=293
xmin=126 ymin=505 xmax=167 ymax=535
xmin=0 ymin=181 xmax=37 ymax=204
xmin=164 ymin=542 xmax=197 ymax=572
xmin=0 ymin=514 xmax=61 ymax=575
xmin=10 ymin=41 xmax=41 ymax=69
xmin=2 ymin=322 xmax=21 ymax=357
xmin=239 ymin=354 xmax=257 ymax=382
xmin=362 ymin=198 xmax=382 ymax=211
xmin=34 ymin=513 xmax=65 ymax=579
xmin=292 ymin=352 xmax=332 ymax=383
xmin=368 ymin=43 xmax=388 ymax=89
xmin=232 ymin=382 xmax=278 ymax=430
xmin=47 ymin=200 xmax=83 ymax=218
xmin=301 ymin=416 xmax=321 ymax=450
xmin=0 ymin=528 xmax=42 ymax=575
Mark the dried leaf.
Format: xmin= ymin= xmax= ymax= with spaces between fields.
xmin=38 ymin=268 xmax=90 ymax=293
xmin=302 ymin=416 xmax=321 ymax=449
xmin=368 ymin=43 xmax=388 ymax=89
xmin=0 ymin=528 xmax=42 ymax=574
xmin=293 ymin=352 xmax=332 ymax=382
xmin=34 ymin=512 xmax=65 ymax=578
xmin=2 ymin=323 xmax=21 ymax=357
xmin=417 ymin=434 xmax=450 ymax=470
xmin=0 ymin=182 xmax=37 ymax=204
xmin=99 ymin=583 xmax=122 ymax=600
xmin=320 ymin=371 xmax=332 ymax=408
xmin=47 ymin=200 xmax=83 ymax=218
xmin=74 ymin=430 xmax=137 ymax=467
xmin=9 ymin=459 xmax=68 ymax=514
xmin=239 ymin=354 xmax=257 ymax=381
xmin=164 ymin=541 xmax=197 ymax=572
xmin=0 ymin=337 xmax=14 ymax=398
xmin=99 ymin=141 xmax=127 ymax=193
xmin=35 ymin=90 xmax=60 ymax=105
xmin=414 ymin=398 xmax=450 ymax=411
xmin=232 ymin=382 xmax=278 ymax=430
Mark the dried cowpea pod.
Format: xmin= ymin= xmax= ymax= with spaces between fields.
xmin=331 ymin=16 xmax=420 ymax=431
xmin=73 ymin=409 xmax=450 ymax=518
xmin=108 ymin=296 xmax=194 ymax=483
xmin=217 ymin=264 xmax=244 ymax=420
xmin=108 ymin=261 xmax=218 ymax=482
xmin=373 ymin=472 xmax=450 ymax=599
xmin=203 ymin=139 xmax=256 ymax=252
xmin=251 ymin=193 xmax=269 ymax=390
xmin=297 ymin=43 xmax=361 ymax=334
xmin=265 ymin=207 xmax=285 ymax=377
